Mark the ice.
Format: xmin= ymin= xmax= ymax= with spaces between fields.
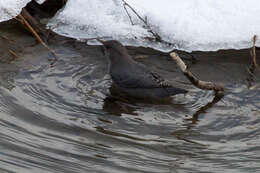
xmin=48 ymin=0 xmax=260 ymax=52
xmin=0 ymin=0 xmax=31 ymax=22
xmin=1 ymin=0 xmax=260 ymax=52
xmin=47 ymin=0 xmax=155 ymax=49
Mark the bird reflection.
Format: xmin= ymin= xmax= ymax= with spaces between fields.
xmin=102 ymin=95 xmax=137 ymax=116
xmin=102 ymin=84 xmax=186 ymax=116
xmin=171 ymin=92 xmax=224 ymax=145
xmin=187 ymin=92 xmax=224 ymax=125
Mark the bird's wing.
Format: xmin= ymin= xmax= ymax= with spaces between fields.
xmin=113 ymin=62 xmax=173 ymax=89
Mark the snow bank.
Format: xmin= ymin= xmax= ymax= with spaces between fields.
xmin=1 ymin=0 xmax=260 ymax=52
xmin=48 ymin=0 xmax=260 ymax=52
xmin=0 ymin=0 xmax=47 ymax=23
xmin=0 ymin=0 xmax=31 ymax=22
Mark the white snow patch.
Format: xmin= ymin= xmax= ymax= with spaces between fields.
xmin=2 ymin=0 xmax=260 ymax=52
xmin=0 ymin=0 xmax=31 ymax=22
xmin=48 ymin=0 xmax=260 ymax=52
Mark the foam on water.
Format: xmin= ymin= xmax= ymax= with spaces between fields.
xmin=48 ymin=0 xmax=260 ymax=52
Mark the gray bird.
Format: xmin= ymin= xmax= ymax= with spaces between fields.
xmin=99 ymin=40 xmax=187 ymax=99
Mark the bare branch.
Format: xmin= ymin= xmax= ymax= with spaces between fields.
xmin=170 ymin=52 xmax=225 ymax=93
xmin=8 ymin=50 xmax=19 ymax=63
xmin=251 ymin=35 xmax=258 ymax=68
xmin=123 ymin=3 xmax=134 ymax=25
xmin=21 ymin=8 xmax=48 ymax=38
xmin=247 ymin=35 xmax=258 ymax=88
xmin=17 ymin=9 xmax=58 ymax=61
xmin=121 ymin=0 xmax=162 ymax=41
xmin=121 ymin=0 xmax=147 ymax=24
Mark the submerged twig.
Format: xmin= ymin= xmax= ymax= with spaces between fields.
xmin=170 ymin=52 xmax=225 ymax=93
xmin=8 ymin=50 xmax=19 ymax=58
xmin=171 ymin=92 xmax=224 ymax=144
xmin=188 ymin=93 xmax=224 ymax=125
xmin=8 ymin=50 xmax=19 ymax=63
xmin=0 ymin=35 xmax=14 ymax=42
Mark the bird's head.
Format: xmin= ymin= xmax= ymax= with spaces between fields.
xmin=98 ymin=40 xmax=125 ymax=51
xmin=97 ymin=39 xmax=132 ymax=63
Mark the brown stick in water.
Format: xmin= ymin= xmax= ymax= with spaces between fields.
xmin=251 ymin=35 xmax=258 ymax=68
xmin=170 ymin=52 xmax=225 ymax=93
xmin=17 ymin=9 xmax=57 ymax=60
xmin=21 ymin=8 xmax=48 ymax=38
xmin=8 ymin=50 xmax=19 ymax=63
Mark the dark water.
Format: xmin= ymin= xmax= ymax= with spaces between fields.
xmin=0 ymin=26 xmax=260 ymax=173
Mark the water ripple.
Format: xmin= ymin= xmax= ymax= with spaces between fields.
xmin=0 ymin=46 xmax=260 ymax=173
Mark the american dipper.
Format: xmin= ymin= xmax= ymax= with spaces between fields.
xmin=99 ymin=40 xmax=187 ymax=99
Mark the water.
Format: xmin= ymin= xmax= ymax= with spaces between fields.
xmin=0 ymin=24 xmax=260 ymax=173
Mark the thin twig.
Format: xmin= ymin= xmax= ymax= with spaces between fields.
xmin=121 ymin=0 xmax=162 ymax=41
xmin=0 ymin=35 xmax=12 ymax=41
xmin=21 ymin=8 xmax=48 ymax=38
xmin=17 ymin=11 xmax=57 ymax=60
xmin=188 ymin=93 xmax=224 ymax=124
xmin=251 ymin=35 xmax=258 ymax=68
xmin=249 ymin=83 xmax=260 ymax=90
xmin=247 ymin=35 xmax=258 ymax=87
xmin=8 ymin=50 xmax=19 ymax=63
xmin=0 ymin=34 xmax=25 ymax=50
xmin=3 ymin=8 xmax=57 ymax=63
xmin=170 ymin=52 xmax=225 ymax=93
xmin=122 ymin=0 xmax=147 ymax=25
xmin=123 ymin=4 xmax=134 ymax=25
xmin=8 ymin=50 xmax=19 ymax=58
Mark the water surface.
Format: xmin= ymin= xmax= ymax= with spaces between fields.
xmin=0 ymin=22 xmax=260 ymax=173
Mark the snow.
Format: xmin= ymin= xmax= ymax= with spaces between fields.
xmin=48 ymin=0 xmax=260 ymax=52
xmin=47 ymin=0 xmax=154 ymax=49
xmin=0 ymin=0 xmax=31 ymax=22
xmin=0 ymin=0 xmax=46 ymax=23
xmin=1 ymin=0 xmax=260 ymax=52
